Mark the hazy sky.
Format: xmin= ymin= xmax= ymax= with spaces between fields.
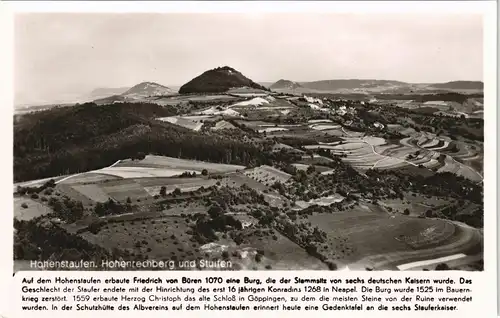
xmin=15 ymin=13 xmax=483 ymax=105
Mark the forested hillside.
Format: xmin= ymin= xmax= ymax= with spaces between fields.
xmin=179 ymin=66 xmax=269 ymax=94
xmin=14 ymin=102 xmax=268 ymax=181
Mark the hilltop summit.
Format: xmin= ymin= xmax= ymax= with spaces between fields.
xmin=179 ymin=66 xmax=268 ymax=94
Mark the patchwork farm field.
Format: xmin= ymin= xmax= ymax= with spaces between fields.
xmin=51 ymin=155 xmax=239 ymax=182
xmin=141 ymin=178 xmax=217 ymax=197
xmin=95 ymin=166 xmax=199 ymax=179
xmin=56 ymin=183 xmax=97 ymax=205
xmin=28 ymin=155 xmax=287 ymax=210
xmin=72 ymin=184 xmax=111 ymax=203
xmin=57 ymin=176 xmax=218 ymax=204
xmin=59 ymin=173 xmax=122 ymax=185
xmin=115 ymin=155 xmax=246 ymax=174
xmin=301 ymin=129 xmax=483 ymax=182
xmin=49 ymin=162 xmax=279 ymax=206
xmin=100 ymin=181 xmax=152 ymax=202
xmin=401 ymin=134 xmax=483 ymax=181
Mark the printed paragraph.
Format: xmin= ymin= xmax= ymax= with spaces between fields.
xmin=17 ymin=273 xmax=475 ymax=313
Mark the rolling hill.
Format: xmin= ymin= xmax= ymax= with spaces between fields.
xmin=92 ymin=82 xmax=175 ymax=104
xmin=122 ymin=82 xmax=175 ymax=98
xmin=179 ymin=66 xmax=269 ymax=94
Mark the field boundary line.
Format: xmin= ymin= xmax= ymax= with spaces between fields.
xmin=372 ymin=157 xmax=387 ymax=169
xmin=55 ymin=160 xmax=122 ymax=184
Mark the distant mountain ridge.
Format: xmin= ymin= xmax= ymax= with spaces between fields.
xmin=179 ymin=66 xmax=269 ymax=94
xmin=429 ymin=81 xmax=483 ymax=90
xmin=269 ymin=79 xmax=484 ymax=94
xmin=300 ymin=79 xmax=406 ymax=91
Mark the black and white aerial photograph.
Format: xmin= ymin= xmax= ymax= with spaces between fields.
xmin=13 ymin=11 xmax=484 ymax=272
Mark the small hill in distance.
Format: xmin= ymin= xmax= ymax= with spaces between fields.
xmin=179 ymin=66 xmax=269 ymax=94
xmin=92 ymin=81 xmax=175 ymax=104
xmin=122 ymin=82 xmax=175 ymax=98
xmin=270 ymin=79 xmax=303 ymax=90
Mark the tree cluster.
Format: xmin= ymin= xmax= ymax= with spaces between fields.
xmin=94 ymin=199 xmax=132 ymax=217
